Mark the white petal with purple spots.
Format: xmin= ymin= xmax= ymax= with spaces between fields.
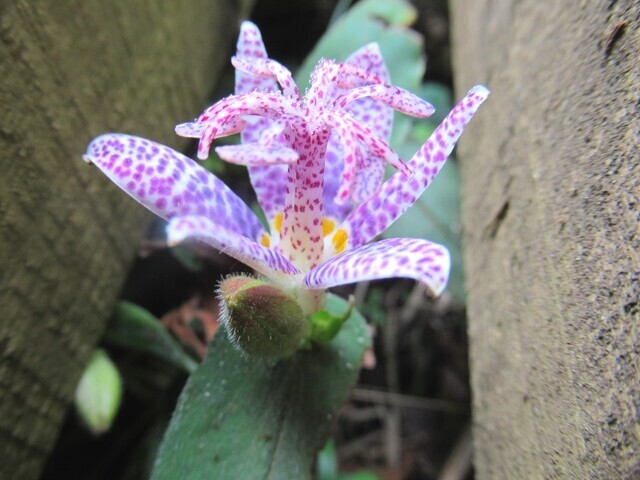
xmin=232 ymin=56 xmax=300 ymax=98
xmin=234 ymin=21 xmax=278 ymax=95
xmin=334 ymin=84 xmax=435 ymax=118
xmin=167 ymin=215 xmax=300 ymax=277
xmin=84 ymin=134 xmax=265 ymax=241
xmin=305 ymin=238 xmax=450 ymax=296
xmin=215 ymin=143 xmax=299 ymax=166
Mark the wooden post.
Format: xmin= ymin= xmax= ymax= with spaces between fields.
xmin=451 ymin=0 xmax=639 ymax=477
xmin=0 ymin=1 xmax=252 ymax=478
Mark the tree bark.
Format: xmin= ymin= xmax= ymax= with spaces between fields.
xmin=0 ymin=1 xmax=252 ymax=478
xmin=451 ymin=0 xmax=639 ymax=477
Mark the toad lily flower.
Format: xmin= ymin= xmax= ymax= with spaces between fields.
xmin=84 ymin=21 xmax=488 ymax=318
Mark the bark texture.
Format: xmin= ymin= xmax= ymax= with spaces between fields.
xmin=0 ymin=1 xmax=251 ymax=478
xmin=451 ymin=0 xmax=639 ymax=478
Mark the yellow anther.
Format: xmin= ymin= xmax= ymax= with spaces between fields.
xmin=260 ymin=233 xmax=271 ymax=247
xmin=332 ymin=228 xmax=349 ymax=254
xmin=273 ymin=212 xmax=283 ymax=234
xmin=322 ymin=217 xmax=335 ymax=237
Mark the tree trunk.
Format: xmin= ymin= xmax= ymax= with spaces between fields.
xmin=450 ymin=0 xmax=639 ymax=477
xmin=0 ymin=1 xmax=252 ymax=478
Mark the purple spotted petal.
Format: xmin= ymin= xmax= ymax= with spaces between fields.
xmin=321 ymin=43 xmax=392 ymax=220
xmin=322 ymin=136 xmax=353 ymax=221
xmin=321 ymin=110 xmax=411 ymax=207
xmin=335 ymin=62 xmax=384 ymax=87
xmin=353 ymin=154 xmax=385 ymax=202
xmin=325 ymin=111 xmax=410 ymax=176
xmin=175 ymin=117 xmax=246 ymax=139
xmin=323 ymin=52 xmax=447 ymax=215
xmin=84 ymin=134 xmax=265 ymax=241
xmin=345 ymin=43 xmax=389 ymax=81
xmin=306 ymin=60 xmax=342 ymax=108
xmin=342 ymin=43 xmax=393 ymax=140
xmin=235 ymin=21 xmax=290 ymax=223
xmin=232 ymin=56 xmax=299 ymax=98
xmin=305 ymin=238 xmax=450 ymax=296
xmin=334 ymin=84 xmax=434 ymax=118
xmin=167 ymin=215 xmax=300 ymax=277
xmin=196 ymin=92 xmax=300 ymax=128
xmin=247 ymin=163 xmax=289 ymax=221
xmin=257 ymin=119 xmax=287 ymax=146
xmin=235 ymin=21 xmax=277 ymax=95
xmin=174 ymin=121 xmax=207 ymax=138
xmin=338 ymin=85 xmax=490 ymax=248
xmin=215 ymin=144 xmax=299 ymax=166
xmin=196 ymin=92 xmax=298 ymax=159
xmin=320 ymin=113 xmax=364 ymax=205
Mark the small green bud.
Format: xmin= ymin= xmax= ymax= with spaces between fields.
xmin=308 ymin=295 xmax=354 ymax=344
xmin=74 ymin=349 xmax=123 ymax=435
xmin=219 ymin=275 xmax=310 ymax=358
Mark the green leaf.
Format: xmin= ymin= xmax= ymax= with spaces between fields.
xmin=106 ymin=301 xmax=198 ymax=374
xmin=170 ymin=246 xmax=203 ymax=272
xmin=309 ymin=297 xmax=353 ymax=344
xmin=418 ymin=82 xmax=453 ymax=124
xmin=295 ymin=0 xmax=420 ymax=90
xmin=339 ymin=472 xmax=379 ymax=480
xmin=316 ymin=440 xmax=339 ymax=480
xmin=75 ymin=349 xmax=123 ymax=435
xmin=151 ymin=294 xmax=371 ymax=480
xmin=359 ymin=287 xmax=386 ymax=326
xmin=316 ymin=440 xmax=380 ymax=480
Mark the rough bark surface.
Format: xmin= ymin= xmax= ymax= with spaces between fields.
xmin=0 ymin=1 xmax=251 ymax=478
xmin=451 ymin=0 xmax=639 ymax=478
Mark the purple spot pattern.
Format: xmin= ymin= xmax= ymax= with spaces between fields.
xmin=167 ymin=216 xmax=300 ymax=276
xmin=322 ymin=43 xmax=393 ymax=220
xmin=244 ymin=120 xmax=289 ymax=219
xmin=334 ymin=84 xmax=434 ymax=119
xmin=175 ymin=117 xmax=246 ymax=139
xmin=84 ymin=133 xmax=265 ymax=241
xmin=342 ymin=44 xmax=394 ymax=139
xmin=215 ymin=143 xmax=299 ymax=166
xmin=234 ymin=22 xmax=288 ymax=222
xmin=234 ymin=21 xmax=277 ymax=96
xmin=304 ymin=238 xmax=450 ymax=296
xmin=339 ymin=86 xmax=490 ymax=249
xmin=322 ymin=140 xmax=353 ymax=220
xmin=353 ymin=153 xmax=385 ymax=202
xmin=231 ymin=56 xmax=299 ymax=98
xmin=194 ymin=93 xmax=299 ymax=160
xmin=322 ymin=111 xmax=410 ymax=204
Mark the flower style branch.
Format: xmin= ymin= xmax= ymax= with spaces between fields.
xmin=84 ymin=21 xmax=488 ymax=327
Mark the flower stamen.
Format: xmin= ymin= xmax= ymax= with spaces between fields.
xmin=322 ymin=217 xmax=336 ymax=237
xmin=331 ymin=229 xmax=349 ymax=255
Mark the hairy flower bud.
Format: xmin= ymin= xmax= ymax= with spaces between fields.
xmin=218 ymin=275 xmax=310 ymax=358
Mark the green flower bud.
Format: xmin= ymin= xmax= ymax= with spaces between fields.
xmin=308 ymin=295 xmax=354 ymax=344
xmin=74 ymin=349 xmax=123 ymax=435
xmin=218 ymin=276 xmax=310 ymax=358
